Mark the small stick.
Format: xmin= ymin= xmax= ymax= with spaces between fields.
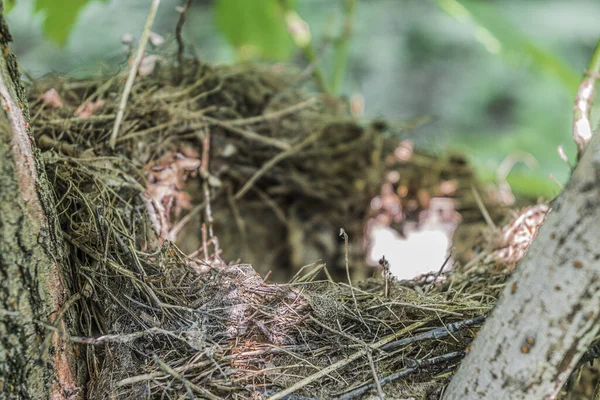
xmin=435 ymin=251 xmax=452 ymax=279
xmin=226 ymin=97 xmax=319 ymax=126
xmin=381 ymin=315 xmax=486 ymax=352
xmin=71 ymin=326 xmax=170 ymax=345
xmin=167 ymin=197 xmax=209 ymax=241
xmin=200 ymin=129 xmax=210 ymax=177
xmin=234 ymin=133 xmax=318 ymax=200
xmin=335 ymin=351 xmax=465 ymax=400
xmin=262 ymin=270 xmax=272 ymax=283
xmin=265 ymin=320 xmax=427 ymax=400
xmin=201 ymin=115 xmax=291 ymax=151
xmin=573 ymin=39 xmax=600 ymax=158
xmin=201 ymin=223 xmax=209 ymax=262
xmin=379 ymin=256 xmax=391 ymax=298
xmin=471 ymin=185 xmax=496 ymax=230
xmin=153 ymin=354 xmax=220 ymax=400
xmin=365 ymin=347 xmax=385 ymax=400
xmin=339 ymin=228 xmax=368 ymax=331
xmin=308 ymin=315 xmax=373 ymax=349
xmin=549 ymin=173 xmax=564 ymax=192
xmin=109 ymin=0 xmax=161 ymax=148
xmin=175 ymin=0 xmax=192 ymax=67
xmin=424 ymin=250 xmax=453 ymax=294
xmin=364 ymin=301 xmax=461 ymax=316
xmin=200 ymin=130 xmax=215 ymax=238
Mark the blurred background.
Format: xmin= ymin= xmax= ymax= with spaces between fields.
xmin=6 ymin=0 xmax=600 ymax=198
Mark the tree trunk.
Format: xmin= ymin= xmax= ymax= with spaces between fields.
xmin=0 ymin=3 xmax=80 ymax=399
xmin=444 ymin=124 xmax=600 ymax=397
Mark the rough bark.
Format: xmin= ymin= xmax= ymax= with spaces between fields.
xmin=0 ymin=3 xmax=79 ymax=399
xmin=443 ymin=126 xmax=600 ymax=397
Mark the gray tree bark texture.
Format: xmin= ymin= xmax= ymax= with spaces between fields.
xmin=444 ymin=129 xmax=600 ymax=398
xmin=0 ymin=3 xmax=80 ymax=399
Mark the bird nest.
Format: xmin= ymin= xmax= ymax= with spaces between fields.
xmin=27 ymin=60 xmax=598 ymax=399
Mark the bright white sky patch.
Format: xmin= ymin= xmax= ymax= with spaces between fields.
xmin=367 ymin=223 xmax=451 ymax=280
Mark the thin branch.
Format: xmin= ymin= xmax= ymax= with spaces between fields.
xmin=109 ymin=0 xmax=161 ymax=148
xmin=265 ymin=321 xmax=428 ymax=400
xmin=335 ymin=351 xmax=465 ymax=400
xmin=154 ymin=354 xmax=220 ymax=400
xmin=200 ymin=115 xmax=291 ymax=151
xmin=200 ymin=129 xmax=215 ymax=238
xmin=175 ymin=0 xmax=192 ymax=67
xmin=308 ymin=315 xmax=373 ymax=349
xmin=381 ymin=316 xmax=486 ymax=352
xmin=339 ymin=228 xmax=368 ymax=331
xmin=234 ymin=132 xmax=318 ymax=200
xmin=471 ymin=185 xmax=496 ymax=230
xmin=573 ymin=38 xmax=600 ymax=158
xmin=365 ymin=347 xmax=385 ymax=400
xmin=226 ymin=97 xmax=319 ymax=126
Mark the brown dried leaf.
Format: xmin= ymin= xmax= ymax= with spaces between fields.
xmin=491 ymin=204 xmax=549 ymax=267
xmin=144 ymin=151 xmax=202 ymax=240
xmin=75 ymin=99 xmax=105 ymax=118
xmin=39 ymin=88 xmax=64 ymax=108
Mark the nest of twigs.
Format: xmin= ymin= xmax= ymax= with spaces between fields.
xmin=26 ymin=59 xmax=598 ymax=399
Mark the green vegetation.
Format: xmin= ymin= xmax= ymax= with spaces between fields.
xmin=214 ymin=0 xmax=294 ymax=60
xmin=9 ymin=0 xmax=108 ymax=45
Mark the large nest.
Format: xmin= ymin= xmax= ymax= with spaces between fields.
xmin=27 ymin=61 xmax=598 ymax=399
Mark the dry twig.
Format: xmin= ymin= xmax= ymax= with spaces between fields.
xmin=110 ymin=0 xmax=161 ymax=148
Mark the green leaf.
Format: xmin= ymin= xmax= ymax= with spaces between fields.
xmin=214 ymin=0 xmax=295 ymax=60
xmin=436 ymin=0 xmax=580 ymax=93
xmin=476 ymin=166 xmax=560 ymax=199
xmin=5 ymin=0 xmax=15 ymax=13
xmin=34 ymin=0 xmax=108 ymax=46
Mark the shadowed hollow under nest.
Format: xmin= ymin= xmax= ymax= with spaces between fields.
xmin=27 ymin=60 xmax=600 ymax=399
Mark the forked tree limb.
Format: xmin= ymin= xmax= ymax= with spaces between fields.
xmin=443 ymin=42 xmax=600 ymax=400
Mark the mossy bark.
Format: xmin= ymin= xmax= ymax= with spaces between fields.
xmin=0 ymin=2 xmax=80 ymax=398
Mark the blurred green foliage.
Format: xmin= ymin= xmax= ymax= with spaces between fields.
xmin=214 ymin=0 xmax=295 ymax=60
xmin=38 ymin=0 xmax=109 ymax=45
xmin=437 ymin=0 xmax=579 ymax=93
xmin=8 ymin=0 xmax=108 ymax=45
xmin=433 ymin=0 xmax=585 ymax=198
xmin=214 ymin=0 xmax=356 ymax=95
